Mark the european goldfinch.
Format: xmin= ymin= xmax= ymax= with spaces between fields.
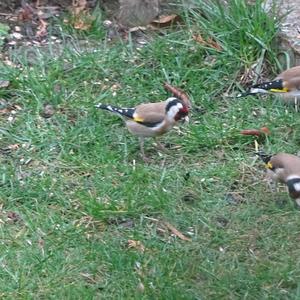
xmin=96 ymin=97 xmax=189 ymax=161
xmin=256 ymin=151 xmax=300 ymax=208
xmin=238 ymin=66 xmax=300 ymax=103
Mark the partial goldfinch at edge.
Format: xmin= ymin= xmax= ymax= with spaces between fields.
xmin=256 ymin=151 xmax=300 ymax=208
xmin=238 ymin=65 xmax=300 ymax=102
xmin=95 ymin=97 xmax=189 ymax=161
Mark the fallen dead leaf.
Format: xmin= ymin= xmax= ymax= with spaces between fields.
xmin=260 ymin=127 xmax=271 ymax=135
xmin=73 ymin=16 xmax=93 ymax=30
xmin=151 ymin=14 xmax=180 ymax=27
xmin=164 ymin=221 xmax=191 ymax=241
xmin=71 ymin=0 xmax=87 ymax=16
xmin=66 ymin=0 xmax=94 ymax=31
xmin=127 ymin=240 xmax=145 ymax=252
xmin=18 ymin=1 xmax=34 ymax=22
xmin=240 ymin=127 xmax=270 ymax=137
xmin=163 ymin=82 xmax=191 ymax=108
xmin=36 ymin=18 xmax=48 ymax=38
xmin=193 ymin=33 xmax=222 ymax=51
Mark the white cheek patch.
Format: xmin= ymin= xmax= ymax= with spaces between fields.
xmin=167 ymin=103 xmax=183 ymax=119
xmin=293 ymin=182 xmax=300 ymax=192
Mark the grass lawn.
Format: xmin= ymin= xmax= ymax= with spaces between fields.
xmin=1 ymin=0 xmax=300 ymax=298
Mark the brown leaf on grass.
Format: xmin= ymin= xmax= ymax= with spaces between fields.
xmin=240 ymin=129 xmax=263 ymax=136
xmin=73 ymin=17 xmax=93 ymax=30
xmin=69 ymin=0 xmax=94 ymax=30
xmin=71 ymin=0 xmax=88 ymax=16
xmin=163 ymin=83 xmax=191 ymax=108
xmin=193 ymin=33 xmax=222 ymax=51
xmin=18 ymin=1 xmax=35 ymax=21
xmin=240 ymin=127 xmax=270 ymax=136
xmin=151 ymin=14 xmax=180 ymax=27
xmin=260 ymin=127 xmax=271 ymax=135
xmin=127 ymin=240 xmax=145 ymax=252
xmin=71 ymin=12 xmax=95 ymax=30
xmin=163 ymin=222 xmax=191 ymax=241
xmin=36 ymin=18 xmax=48 ymax=38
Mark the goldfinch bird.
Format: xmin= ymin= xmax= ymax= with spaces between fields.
xmin=238 ymin=66 xmax=300 ymax=103
xmin=96 ymin=97 xmax=189 ymax=161
xmin=256 ymin=151 xmax=300 ymax=208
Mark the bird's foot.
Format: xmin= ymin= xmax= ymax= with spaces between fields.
xmin=141 ymin=153 xmax=151 ymax=163
xmin=294 ymin=198 xmax=300 ymax=210
xmin=155 ymin=141 xmax=168 ymax=152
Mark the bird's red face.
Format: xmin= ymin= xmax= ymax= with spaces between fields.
xmin=175 ymin=105 xmax=189 ymax=121
xmin=165 ymin=98 xmax=189 ymax=122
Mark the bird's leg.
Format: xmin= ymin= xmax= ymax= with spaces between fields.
xmin=295 ymin=97 xmax=298 ymax=112
xmin=139 ymin=137 xmax=149 ymax=162
xmin=294 ymin=198 xmax=300 ymax=210
xmin=155 ymin=139 xmax=167 ymax=152
xmin=267 ymin=178 xmax=278 ymax=193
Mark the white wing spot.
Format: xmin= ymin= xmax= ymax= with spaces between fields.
xmin=107 ymin=105 xmax=112 ymax=111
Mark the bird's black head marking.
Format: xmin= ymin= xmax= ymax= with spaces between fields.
xmin=165 ymin=97 xmax=189 ymax=121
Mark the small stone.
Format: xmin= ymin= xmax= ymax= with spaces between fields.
xmin=11 ymin=32 xmax=23 ymax=40
xmin=137 ymin=282 xmax=145 ymax=293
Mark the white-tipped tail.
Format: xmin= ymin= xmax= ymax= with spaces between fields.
xmin=95 ymin=103 xmax=103 ymax=109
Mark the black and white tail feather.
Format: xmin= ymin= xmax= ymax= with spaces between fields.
xmin=237 ymin=79 xmax=285 ymax=98
xmin=95 ymin=103 xmax=135 ymax=119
